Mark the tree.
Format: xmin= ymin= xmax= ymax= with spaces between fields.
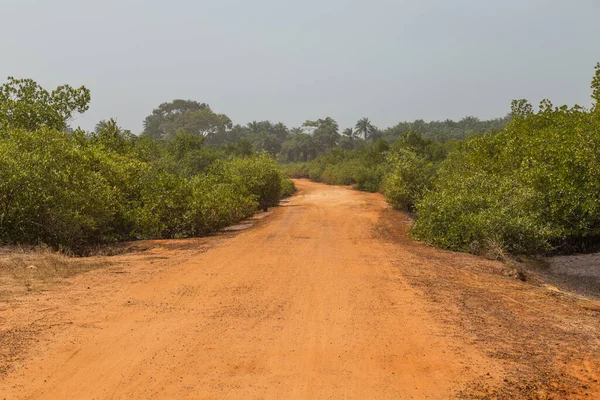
xmin=143 ymin=100 xmax=207 ymax=139
xmin=91 ymin=118 xmax=134 ymax=153
xmin=142 ymin=99 xmax=231 ymax=141
xmin=342 ymin=127 xmax=356 ymax=139
xmin=592 ymin=62 xmax=600 ymax=108
xmin=271 ymin=122 xmax=289 ymax=142
xmin=168 ymin=108 xmax=232 ymax=141
xmin=280 ymin=132 xmax=319 ymax=162
xmin=228 ymin=139 xmax=254 ymax=157
xmin=354 ymin=117 xmax=377 ymax=140
xmin=289 ymin=127 xmax=304 ymax=136
xmin=304 ymin=117 xmax=339 ymax=149
xmin=410 ymin=119 xmax=426 ymax=134
xmin=0 ymin=77 xmax=90 ymax=131
xmin=247 ymin=120 xmax=265 ymax=134
xmin=244 ymin=120 xmax=289 ymax=154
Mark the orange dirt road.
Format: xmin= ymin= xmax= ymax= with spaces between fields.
xmin=1 ymin=180 xmax=600 ymax=399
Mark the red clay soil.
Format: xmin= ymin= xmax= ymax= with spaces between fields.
xmin=1 ymin=180 xmax=599 ymax=399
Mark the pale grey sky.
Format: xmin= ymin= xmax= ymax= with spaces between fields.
xmin=1 ymin=0 xmax=599 ymax=133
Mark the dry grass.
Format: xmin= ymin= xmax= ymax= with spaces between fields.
xmin=467 ymin=238 xmax=527 ymax=281
xmin=0 ymin=245 xmax=111 ymax=301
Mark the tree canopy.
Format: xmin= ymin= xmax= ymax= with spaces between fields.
xmin=0 ymin=77 xmax=90 ymax=131
xmin=142 ymin=99 xmax=232 ymax=141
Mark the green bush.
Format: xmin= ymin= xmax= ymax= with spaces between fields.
xmin=129 ymin=169 xmax=191 ymax=239
xmin=280 ymin=177 xmax=297 ymax=198
xmin=286 ymin=142 xmax=392 ymax=192
xmin=351 ymin=163 xmax=387 ymax=192
xmin=320 ymin=161 xmax=357 ymax=186
xmin=0 ymin=128 xmax=291 ymax=250
xmin=0 ymin=128 xmax=122 ymax=247
xmin=381 ymin=149 xmax=437 ymax=211
xmin=281 ymin=162 xmax=310 ymax=179
xmin=215 ymin=153 xmax=284 ymax=210
xmin=411 ymin=98 xmax=600 ymax=254
xmin=184 ymin=175 xmax=257 ymax=235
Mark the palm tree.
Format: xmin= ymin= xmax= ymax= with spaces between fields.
xmin=355 ymin=118 xmax=376 ymax=140
xmin=298 ymin=133 xmax=319 ymax=161
xmin=271 ymin=122 xmax=289 ymax=140
xmin=342 ymin=127 xmax=355 ymax=139
xmin=247 ymin=121 xmax=262 ymax=133
xmin=281 ymin=132 xmax=319 ymax=162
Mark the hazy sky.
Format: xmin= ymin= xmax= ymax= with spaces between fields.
xmin=1 ymin=0 xmax=599 ymax=133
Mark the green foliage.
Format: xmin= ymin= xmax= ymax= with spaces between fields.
xmin=412 ymin=94 xmax=600 ymax=254
xmin=214 ymin=153 xmax=285 ymax=210
xmin=380 ymin=115 xmax=510 ymax=142
xmin=355 ymin=117 xmax=377 ymax=140
xmin=0 ymin=128 xmax=128 ymax=247
xmin=593 ymin=62 xmax=600 ymax=108
xmin=8 ymin=66 xmax=599 ymax=257
xmin=1 ymin=120 xmax=291 ymax=250
xmin=0 ymin=79 xmax=293 ymax=251
xmin=156 ymin=130 xmax=222 ymax=177
xmin=185 ymin=175 xmax=258 ymax=235
xmin=280 ymin=177 xmax=297 ymax=198
xmin=0 ymin=126 xmax=291 ymax=249
xmin=286 ymin=140 xmax=394 ymax=192
xmin=303 ymin=117 xmax=340 ymax=150
xmin=130 ymin=169 xmax=191 ymax=238
xmin=142 ymin=99 xmax=232 ymax=142
xmin=291 ymin=132 xmax=449 ymax=196
xmin=90 ymin=119 xmax=135 ymax=154
xmin=0 ymin=77 xmax=90 ymax=131
xmin=280 ymin=130 xmax=319 ymax=162
xmin=281 ymin=162 xmax=311 ymax=179
xmin=381 ymin=149 xmax=437 ymax=212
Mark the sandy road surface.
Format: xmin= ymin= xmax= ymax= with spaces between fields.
xmin=1 ymin=180 xmax=600 ymax=399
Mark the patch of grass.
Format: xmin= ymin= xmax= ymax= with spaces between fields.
xmin=0 ymin=246 xmax=110 ymax=300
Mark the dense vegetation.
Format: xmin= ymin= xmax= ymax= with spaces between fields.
xmin=286 ymin=64 xmax=600 ymax=256
xmin=284 ymin=131 xmax=450 ymax=206
xmin=0 ymin=80 xmax=293 ymax=251
xmin=413 ymin=91 xmax=600 ymax=254
xmin=139 ymin=99 xmax=509 ymax=162
xmin=2 ymin=63 xmax=598 ymax=256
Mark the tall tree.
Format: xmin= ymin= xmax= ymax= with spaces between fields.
xmin=244 ymin=120 xmax=289 ymax=154
xmin=280 ymin=132 xmax=319 ymax=162
xmin=342 ymin=127 xmax=356 ymax=139
xmin=0 ymin=77 xmax=90 ymax=131
xmin=304 ymin=117 xmax=339 ymax=149
xmin=271 ymin=122 xmax=289 ymax=141
xmin=142 ymin=99 xmax=231 ymax=141
xmin=143 ymin=99 xmax=207 ymax=139
xmin=592 ymin=62 xmax=600 ymax=107
xmin=354 ymin=117 xmax=376 ymax=140
xmin=90 ymin=119 xmax=135 ymax=153
xmin=289 ymin=127 xmax=304 ymax=136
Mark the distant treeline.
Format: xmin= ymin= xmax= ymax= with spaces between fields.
xmin=139 ymin=98 xmax=510 ymax=162
xmin=285 ymin=64 xmax=600 ymax=256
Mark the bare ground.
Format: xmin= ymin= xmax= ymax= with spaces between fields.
xmin=0 ymin=180 xmax=599 ymax=399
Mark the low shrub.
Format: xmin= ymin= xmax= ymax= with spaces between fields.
xmin=0 ymin=128 xmax=123 ymax=247
xmin=215 ymin=153 xmax=284 ymax=210
xmin=280 ymin=176 xmax=297 ymax=198
xmin=411 ymin=98 xmax=600 ymax=254
xmin=381 ymin=149 xmax=437 ymax=212
xmin=282 ymin=163 xmax=310 ymax=179
xmin=184 ymin=175 xmax=257 ymax=235
xmin=0 ymin=128 xmax=291 ymax=250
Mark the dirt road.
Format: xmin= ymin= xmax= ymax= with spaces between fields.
xmin=1 ymin=180 xmax=600 ymax=399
